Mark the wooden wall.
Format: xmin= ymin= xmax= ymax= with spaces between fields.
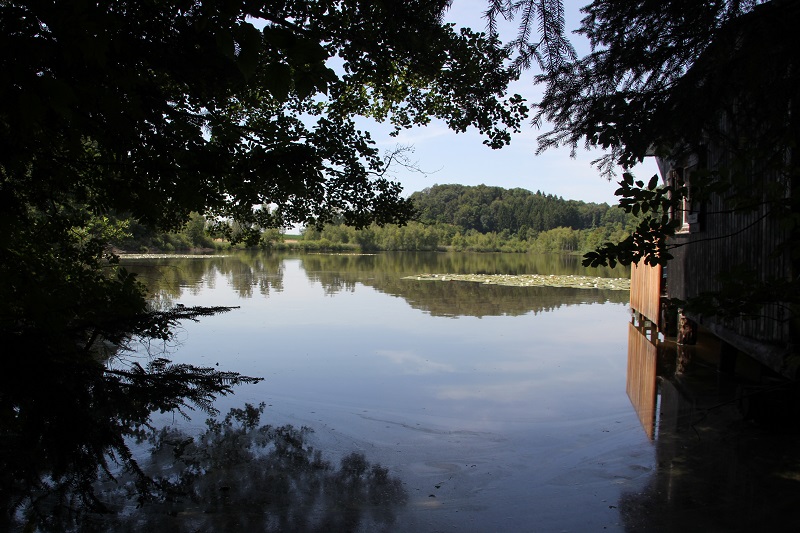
xmin=630 ymin=261 xmax=662 ymax=328
xmin=663 ymin=140 xmax=792 ymax=346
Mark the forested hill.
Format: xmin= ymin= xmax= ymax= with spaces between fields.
xmin=409 ymin=184 xmax=628 ymax=234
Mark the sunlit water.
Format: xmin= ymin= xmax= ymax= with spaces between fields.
xmin=119 ymin=251 xmax=658 ymax=531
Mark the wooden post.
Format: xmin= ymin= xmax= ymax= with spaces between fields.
xmin=649 ymin=322 xmax=658 ymax=344
xmin=677 ymin=310 xmax=697 ymax=345
xmin=660 ymin=301 xmax=678 ymax=338
xmin=676 ymin=344 xmax=692 ymax=374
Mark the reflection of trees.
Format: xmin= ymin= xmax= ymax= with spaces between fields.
xmin=8 ymin=404 xmax=407 ymax=532
xmin=1 ymin=306 xmax=260 ymax=532
xmin=300 ymin=251 xmax=628 ymax=279
xmin=620 ymin=326 xmax=800 ymax=531
xmin=122 ymin=252 xmax=286 ymax=300
xmin=375 ymin=280 xmax=626 ymax=318
xmin=124 ymin=252 xmax=628 ymax=317
xmin=3 ymin=345 xmax=403 ymax=531
xmin=122 ymin=404 xmax=406 ymax=533
xmin=300 ymin=252 xmax=629 ymax=317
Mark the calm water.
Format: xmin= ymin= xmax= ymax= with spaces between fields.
xmin=118 ymin=251 xmax=800 ymax=532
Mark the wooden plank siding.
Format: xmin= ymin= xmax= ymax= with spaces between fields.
xmin=664 ymin=147 xmax=791 ymax=345
xmin=658 ymin=132 xmax=793 ymax=372
xmin=626 ymin=322 xmax=658 ymax=439
xmin=630 ymin=261 xmax=662 ymax=328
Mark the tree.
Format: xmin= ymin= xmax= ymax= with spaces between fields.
xmin=489 ymin=1 xmax=800 ymax=311
xmin=0 ymin=0 xmax=528 ymax=518
xmin=409 ymin=183 xmax=616 ymax=234
xmin=2 ymin=0 xmax=526 ymax=236
xmin=183 ymin=212 xmax=215 ymax=248
xmin=489 ymin=0 xmax=798 ymax=262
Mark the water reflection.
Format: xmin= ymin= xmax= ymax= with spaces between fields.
xmin=296 ymin=252 xmax=629 ymax=317
xmin=626 ymin=322 xmax=658 ymax=440
xmin=123 ymin=251 xmax=629 ymax=318
xmin=6 ymin=251 xmax=639 ymax=531
xmin=125 ymin=252 xmax=286 ymax=300
xmin=0 ymin=299 xmax=273 ymax=533
xmin=622 ymin=321 xmax=800 ymax=531
xmin=297 ymin=250 xmax=628 ymax=278
xmin=118 ymin=252 xmax=641 ymax=531
xmin=4 ymin=399 xmax=406 ymax=532
xmin=106 ymin=404 xmax=406 ymax=533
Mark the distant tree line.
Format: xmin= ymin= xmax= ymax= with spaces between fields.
xmin=109 ymin=185 xmax=638 ymax=254
xmin=109 ymin=212 xmax=287 ymax=253
xmin=409 ymin=184 xmax=631 ymax=234
xmin=294 ymin=184 xmax=638 ymax=253
xmin=297 ymin=220 xmax=631 ymax=254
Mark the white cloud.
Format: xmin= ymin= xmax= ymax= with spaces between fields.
xmin=374 ymin=349 xmax=456 ymax=375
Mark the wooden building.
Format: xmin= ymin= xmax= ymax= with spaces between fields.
xmin=653 ymin=151 xmax=794 ymax=377
xmin=629 ymin=0 xmax=799 ymax=379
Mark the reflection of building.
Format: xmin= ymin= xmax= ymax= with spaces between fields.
xmin=625 ymin=321 xmax=658 ymax=439
xmin=625 ymin=317 xmax=700 ymax=441
xmin=621 ymin=312 xmax=800 ymax=531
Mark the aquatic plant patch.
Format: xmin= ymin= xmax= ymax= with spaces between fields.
xmin=402 ymin=273 xmax=630 ymax=291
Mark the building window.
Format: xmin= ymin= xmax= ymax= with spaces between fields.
xmin=668 ymin=168 xmax=691 ymax=233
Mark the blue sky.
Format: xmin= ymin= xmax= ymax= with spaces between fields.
xmin=363 ymin=0 xmax=659 ymax=206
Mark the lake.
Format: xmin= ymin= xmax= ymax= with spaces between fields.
xmin=116 ymin=251 xmax=800 ymax=532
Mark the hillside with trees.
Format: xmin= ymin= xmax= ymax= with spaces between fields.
xmin=409 ymin=184 xmax=629 ymax=234
xmin=106 ymin=184 xmax=637 ymax=254
xmin=291 ymin=184 xmax=638 ymax=253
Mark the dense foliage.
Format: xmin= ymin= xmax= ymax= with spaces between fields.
xmin=492 ymin=0 xmax=799 ymax=268
xmin=297 ymin=183 xmax=636 ymax=254
xmin=106 ymin=184 xmax=636 ymax=253
xmin=0 ymin=0 xmax=527 ymax=522
xmin=410 ymin=183 xmax=630 ymax=234
xmin=2 ymin=0 xmax=525 ymax=237
xmin=491 ymin=0 xmax=800 ymax=342
xmin=298 ymin=220 xmax=629 ymax=254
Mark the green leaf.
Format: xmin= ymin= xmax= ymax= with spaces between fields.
xmin=263 ymin=63 xmax=293 ymax=102
xmin=262 ymin=26 xmax=293 ymax=50
xmin=288 ymin=37 xmax=329 ymax=65
xmin=215 ymin=30 xmax=236 ymax=59
xmin=294 ymin=71 xmax=319 ymax=100
xmin=236 ymin=23 xmax=263 ymax=80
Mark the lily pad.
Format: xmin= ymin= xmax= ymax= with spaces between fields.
xmin=401 ymin=273 xmax=630 ymax=291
